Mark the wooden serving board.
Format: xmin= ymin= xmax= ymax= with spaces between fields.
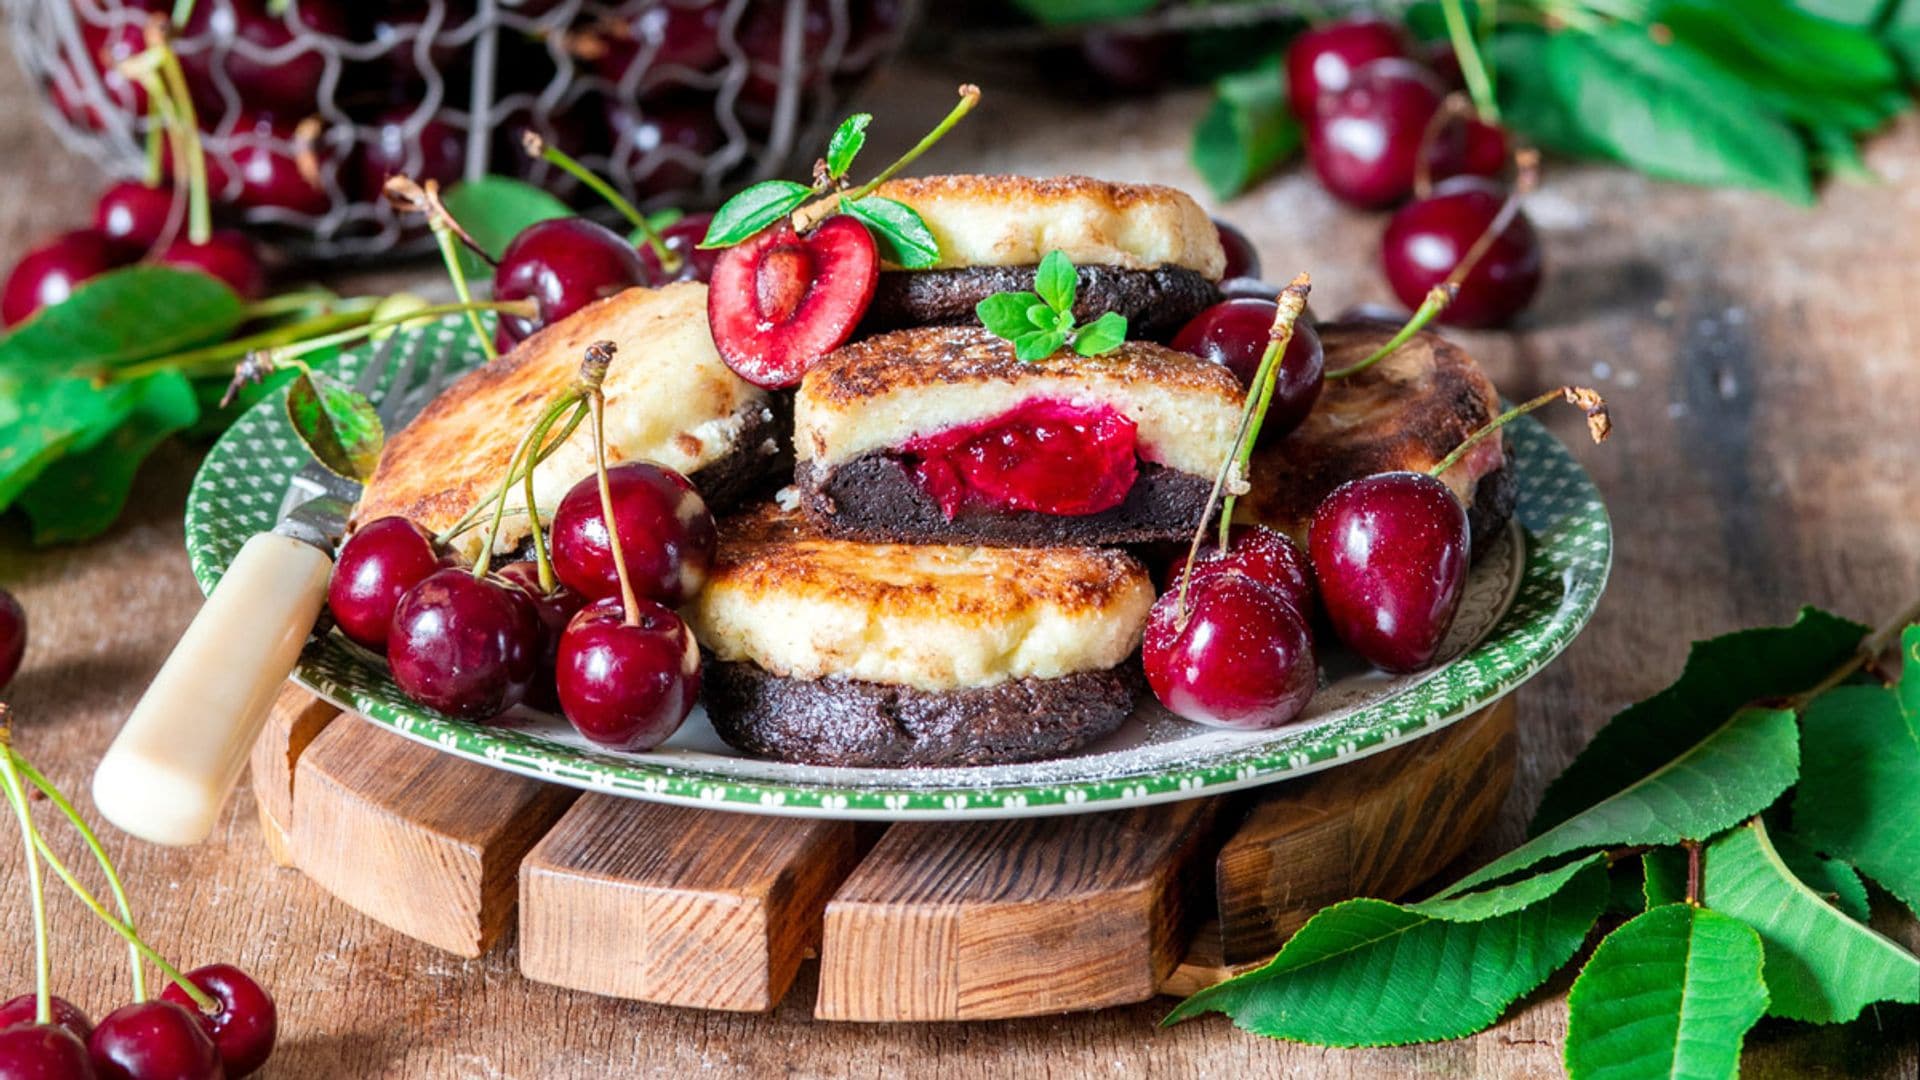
xmin=249 ymin=684 xmax=1516 ymax=1020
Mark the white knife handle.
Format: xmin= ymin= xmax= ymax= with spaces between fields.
xmin=94 ymin=533 xmax=333 ymax=846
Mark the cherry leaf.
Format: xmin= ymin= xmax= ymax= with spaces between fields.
xmin=844 ymin=195 xmax=940 ymax=269
xmin=0 ymin=266 xmax=241 ymax=374
xmin=826 ymin=113 xmax=871 ymax=179
xmin=286 ymin=368 xmax=384 ymax=482
xmin=699 ymin=180 xmax=814 ymax=249
xmin=16 ymin=371 xmax=199 ymax=544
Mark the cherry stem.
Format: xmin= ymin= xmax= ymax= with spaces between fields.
xmin=1440 ymin=0 xmax=1500 ymax=122
xmin=473 ymin=392 xmax=585 ymax=580
xmin=13 ymin=758 xmax=147 ymax=1003
xmin=521 ymin=408 xmax=576 ymax=595
xmin=0 ymin=712 xmax=52 ymax=1027
xmin=169 ymin=0 xmax=195 ymax=28
xmin=106 ymin=303 xmax=375 ymax=386
xmin=385 ymin=176 xmax=500 ymax=359
xmin=1413 ymin=94 xmax=1478 ymax=201
xmin=435 ymin=407 xmax=587 ymax=547
xmin=142 ymin=20 xmax=210 ymax=245
xmin=1788 ymin=594 xmax=1920 ymax=707
xmin=1325 ymin=285 xmax=1454 ymax=380
xmin=583 ymin=342 xmax=641 ymax=626
xmin=1683 ymin=839 xmax=1702 ymax=905
xmin=241 ymin=289 xmax=346 ymax=321
xmin=829 ymin=84 xmax=981 ymax=208
xmin=384 ymin=176 xmax=497 ymax=265
xmin=181 ymin=300 xmax=534 ymax=395
xmin=1428 ymin=385 xmax=1610 ymax=479
xmin=522 ymin=130 xmax=678 ymax=273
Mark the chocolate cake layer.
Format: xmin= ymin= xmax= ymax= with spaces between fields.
xmin=1467 ymin=461 xmax=1518 ymax=559
xmin=861 ymin=264 xmax=1221 ymax=342
xmin=685 ymin=397 xmax=792 ymax=515
xmin=703 ymin=660 xmax=1143 ymax=767
xmin=795 ymin=456 xmax=1214 ymax=547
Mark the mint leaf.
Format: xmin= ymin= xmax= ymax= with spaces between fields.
xmin=1034 ymin=250 xmax=1077 ymax=316
xmin=1014 ymin=329 xmax=1068 ymax=363
xmin=976 ymin=292 xmax=1042 ymax=340
xmin=0 ymin=266 xmax=242 ymax=374
xmin=286 ymin=367 xmax=384 ymax=482
xmin=443 ymin=176 xmax=572 ymax=278
xmin=1648 ymin=820 xmax=1920 ymax=1023
xmin=1443 ymin=706 xmax=1800 ymax=897
xmin=1025 ymin=302 xmax=1056 ymax=330
xmin=699 ymin=180 xmax=814 ymax=249
xmin=16 ymin=371 xmax=198 ymax=544
xmin=1166 ymin=856 xmax=1607 ymax=1045
xmin=1191 ymin=61 xmax=1302 ymax=200
xmin=1564 ymin=904 xmax=1767 ymax=1080
xmin=826 ymin=113 xmax=871 ymax=179
xmin=1072 ymin=311 xmax=1127 ymax=356
xmin=1535 ymin=607 xmax=1865 ymax=833
xmin=1792 ymin=625 xmax=1920 ymax=918
xmin=844 ymin=196 xmax=940 ymax=269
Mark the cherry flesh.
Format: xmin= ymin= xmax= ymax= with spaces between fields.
xmin=87 ymin=1000 xmax=221 ymax=1080
xmin=1381 ymin=177 xmax=1541 ymax=328
xmin=0 ymin=1023 xmax=94 ymax=1080
xmin=636 ymin=213 xmax=719 ymax=284
xmin=556 ymin=596 xmax=701 ymax=751
xmin=493 ymin=560 xmax=586 ymax=713
xmin=1142 ymin=572 xmax=1318 ymax=729
xmin=1166 ymin=523 xmax=1315 ymax=614
xmin=904 ymin=401 xmax=1139 ymax=518
xmin=550 ymin=463 xmax=716 ymax=607
xmin=94 ymin=183 xmax=177 ymax=255
xmin=492 ymin=217 xmax=651 ymax=349
xmin=706 ymin=215 xmax=878 ymax=389
xmin=157 ymin=231 xmax=267 ymax=300
xmin=1171 ymin=299 xmax=1325 ymax=440
xmin=1212 ymin=219 xmax=1261 ymax=283
xmin=0 ymin=996 xmax=90 ymax=1044
xmin=1285 ymin=16 xmax=1407 ymax=121
xmin=0 ymin=587 xmax=24 ymax=692
xmin=1307 ymin=59 xmax=1442 ymax=209
xmin=387 ymin=568 xmax=542 ymax=719
xmin=3 ymin=230 xmax=123 ymax=328
xmin=159 ymin=965 xmax=275 ymax=1078
xmin=328 ymin=516 xmax=446 ymax=651
xmin=1309 ymin=471 xmax=1469 ymax=673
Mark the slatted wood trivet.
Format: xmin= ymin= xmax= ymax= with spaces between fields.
xmin=248 ymin=685 xmax=1515 ymax=1020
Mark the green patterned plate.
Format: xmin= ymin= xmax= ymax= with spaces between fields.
xmin=185 ymin=317 xmax=1610 ymax=820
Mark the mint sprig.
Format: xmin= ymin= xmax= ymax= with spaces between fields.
xmin=974 ymin=250 xmax=1129 ymax=361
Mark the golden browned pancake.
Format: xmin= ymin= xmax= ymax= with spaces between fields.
xmin=353 ymin=283 xmax=773 ymax=561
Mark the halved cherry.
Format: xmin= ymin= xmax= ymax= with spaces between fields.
xmin=706 ymin=214 xmax=878 ymax=389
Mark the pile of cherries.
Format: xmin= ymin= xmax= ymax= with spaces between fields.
xmin=0 ymin=966 xmax=277 ymax=1080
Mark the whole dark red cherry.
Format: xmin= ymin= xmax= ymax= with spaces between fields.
xmin=707 ymin=215 xmax=878 ymax=388
xmin=95 ymin=182 xmax=178 ymax=255
xmin=555 ymin=596 xmax=701 ymax=751
xmin=1307 ymin=59 xmax=1442 ymax=209
xmin=493 ymin=560 xmax=585 ymax=713
xmin=329 ymin=517 xmax=446 ymax=651
xmin=1171 ymin=299 xmax=1325 ymax=440
xmin=356 ymin=109 xmax=464 ymax=201
xmin=157 ymin=231 xmax=267 ymax=300
xmin=180 ymin=0 xmax=348 ymax=115
xmin=87 ymin=1000 xmax=221 ymax=1080
xmin=199 ymin=114 xmax=330 ymax=216
xmin=1218 ymin=277 xmax=1283 ymax=302
xmin=0 ymin=1022 xmax=95 ymax=1080
xmin=1078 ymin=30 xmax=1173 ymax=95
xmin=590 ymin=2 xmax=725 ymax=90
xmin=550 ymin=463 xmax=716 ymax=606
xmin=1433 ymin=118 xmax=1509 ymax=183
xmin=2 ymin=230 xmax=123 ymax=327
xmin=0 ymin=587 xmax=25 ymax=693
xmin=637 ymin=213 xmax=719 ymax=284
xmin=603 ymin=104 xmax=719 ymax=198
xmin=1141 ymin=572 xmax=1318 ymax=729
xmin=1381 ymin=177 xmax=1541 ymax=328
xmin=735 ymin=0 xmax=832 ymax=108
xmin=1285 ymin=16 xmax=1407 ymax=122
xmin=159 ymin=965 xmax=275 ymax=1078
xmin=0 ymin=995 xmax=91 ymax=1044
xmin=1309 ymin=471 xmax=1469 ymax=673
xmin=363 ymin=2 xmax=465 ymax=85
xmin=492 ymin=217 xmax=651 ymax=348
xmin=1212 ymin=219 xmax=1261 ymax=283
xmin=79 ymin=20 xmax=152 ymax=120
xmin=387 ymin=568 xmax=542 ymax=719
xmin=1166 ymin=523 xmax=1314 ymax=614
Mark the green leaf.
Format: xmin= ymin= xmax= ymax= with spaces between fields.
xmin=1792 ymin=626 xmax=1920 ymax=918
xmin=442 ymin=176 xmax=572 ymax=278
xmin=1535 ymin=607 xmax=1865 ymax=833
xmin=976 ymin=291 xmax=1043 ymax=340
xmin=1444 ymin=706 xmax=1800 ymax=897
xmin=1792 ymin=0 xmax=1889 ymax=27
xmin=1650 ymin=820 xmax=1920 ymax=1023
xmin=1034 ymin=250 xmax=1077 ymax=315
xmin=0 ymin=372 xmax=145 ymax=510
xmin=826 ymin=113 xmax=871 ymax=179
xmin=15 ymin=371 xmax=198 ymax=544
xmin=1026 ymin=302 xmax=1057 ymax=330
xmin=1072 ymin=312 xmax=1128 ymax=356
xmin=1889 ymin=2 xmax=1920 ymax=72
xmin=1491 ymin=29 xmax=1609 ymax=158
xmin=0 ymin=267 xmax=242 ymax=374
xmin=1564 ymin=904 xmax=1768 ymax=1080
xmin=1006 ymin=0 xmax=1156 ymax=25
xmin=699 ymin=180 xmax=814 ymax=249
xmin=1769 ymin=827 xmax=1872 ymax=922
xmin=285 ymin=367 xmax=384 ymax=482
xmin=843 ymin=196 xmax=941 ymax=269
xmin=1191 ymin=61 xmax=1302 ymax=201
xmin=1652 ymin=0 xmax=1899 ymax=95
xmin=1014 ymin=329 xmax=1068 ymax=363
xmin=1165 ymin=856 xmax=1608 ymax=1045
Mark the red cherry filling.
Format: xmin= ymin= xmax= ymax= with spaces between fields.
xmin=706 ymin=215 xmax=878 ymax=389
xmin=903 ymin=400 xmax=1140 ymax=518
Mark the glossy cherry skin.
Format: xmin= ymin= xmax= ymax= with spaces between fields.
xmin=87 ymin=1001 xmax=221 ymax=1080
xmin=493 ymin=560 xmax=585 ymax=713
xmin=550 ymin=463 xmax=716 ymax=607
xmin=356 ymin=110 xmax=464 ymax=202
xmin=1309 ymin=471 xmax=1469 ymax=673
xmin=1382 ymin=177 xmax=1540 ymax=327
xmin=1212 ymin=219 xmax=1261 ymax=283
xmin=1171 ymin=299 xmax=1325 ymax=440
xmin=636 ymin=213 xmax=719 ymax=284
xmin=590 ymin=3 xmax=725 ymax=90
xmin=1078 ymin=30 xmax=1173 ymax=95
xmin=328 ymin=517 xmax=446 ymax=651
xmin=157 ymin=232 xmax=266 ymax=300
xmin=555 ymin=597 xmax=701 ymax=751
xmin=1142 ymin=572 xmax=1318 ymax=729
xmin=181 ymin=0 xmax=349 ymax=115
xmin=1307 ymin=59 xmax=1442 ymax=209
xmin=0 ymin=1023 xmax=95 ymax=1080
xmin=1286 ymin=17 xmax=1407 ymax=122
xmin=0 ymin=587 xmax=24 ymax=693
xmin=0 ymin=996 xmax=91 ymax=1044
xmin=492 ymin=217 xmax=651 ymax=348
xmin=198 ymin=115 xmax=330 ymax=216
xmin=387 ymin=568 xmax=542 ymax=719
xmin=1434 ymin=118 xmax=1510 ymax=183
xmin=2 ymin=230 xmax=123 ymax=327
xmin=159 ymin=965 xmax=275 ymax=1078
xmin=603 ymin=103 xmax=719 ymax=199
xmin=706 ymin=215 xmax=878 ymax=388
xmin=1165 ymin=523 xmax=1314 ymax=614
xmin=94 ymin=183 xmax=178 ymax=256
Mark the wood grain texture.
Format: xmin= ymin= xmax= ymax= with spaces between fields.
xmin=817 ymin=799 xmax=1216 ymax=1021
xmin=519 ymin=796 xmax=868 ymax=1011
xmin=248 ymin=683 xmax=342 ymax=867
xmin=291 ymin=717 xmax=576 ymax=957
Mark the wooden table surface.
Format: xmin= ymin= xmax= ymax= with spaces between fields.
xmin=2 ymin=52 xmax=1918 ymax=1079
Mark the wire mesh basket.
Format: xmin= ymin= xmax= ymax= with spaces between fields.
xmin=6 ymin=0 xmax=915 ymax=263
